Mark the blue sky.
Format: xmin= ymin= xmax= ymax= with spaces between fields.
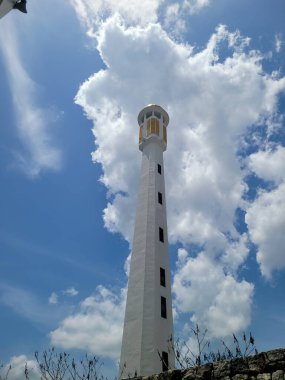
xmin=0 ymin=0 xmax=285 ymax=378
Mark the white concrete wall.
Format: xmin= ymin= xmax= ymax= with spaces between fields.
xmin=119 ymin=138 xmax=174 ymax=378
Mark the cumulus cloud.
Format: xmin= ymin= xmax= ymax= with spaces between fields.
xmin=58 ymin=2 xmax=285 ymax=354
xmin=163 ymin=0 xmax=211 ymax=32
xmin=246 ymin=147 xmax=285 ymax=279
xmin=75 ymin=20 xmax=285 ymax=253
xmin=246 ymin=183 xmax=285 ymax=279
xmin=71 ymin=15 xmax=285 ymax=339
xmin=70 ymin=0 xmax=213 ymax=37
xmin=70 ymin=0 xmax=162 ymax=33
xmin=50 ymin=285 xmax=126 ymax=359
xmin=173 ymin=249 xmax=254 ymax=337
xmin=0 ymin=18 xmax=62 ymax=177
xmin=175 ymin=0 xmax=211 ymax=15
xmin=248 ymin=146 xmax=285 ymax=185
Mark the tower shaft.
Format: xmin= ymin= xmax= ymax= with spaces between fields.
xmin=119 ymin=105 xmax=174 ymax=378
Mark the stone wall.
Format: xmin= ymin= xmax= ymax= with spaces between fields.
xmin=131 ymin=349 xmax=285 ymax=380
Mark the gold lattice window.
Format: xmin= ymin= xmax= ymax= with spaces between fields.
xmin=147 ymin=118 xmax=159 ymax=136
xmin=147 ymin=120 xmax=151 ymax=135
xmin=163 ymin=126 xmax=167 ymax=144
xmin=155 ymin=120 xmax=159 ymax=135
xmin=150 ymin=121 xmax=154 ymax=134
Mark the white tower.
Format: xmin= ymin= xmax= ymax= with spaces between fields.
xmin=119 ymin=104 xmax=175 ymax=378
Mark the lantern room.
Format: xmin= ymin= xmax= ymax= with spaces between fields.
xmin=137 ymin=104 xmax=169 ymax=152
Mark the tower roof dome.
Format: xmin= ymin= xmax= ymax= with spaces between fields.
xmin=137 ymin=104 xmax=169 ymax=127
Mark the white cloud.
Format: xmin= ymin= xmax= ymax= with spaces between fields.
xmin=48 ymin=287 xmax=78 ymax=305
xmin=0 ymin=18 xmax=62 ymax=177
xmin=70 ymin=0 xmax=162 ymax=34
xmin=63 ymin=287 xmax=79 ymax=297
xmin=3 ymin=355 xmax=40 ymax=380
xmin=248 ymin=146 xmax=285 ymax=185
xmin=246 ymin=183 xmax=285 ymax=279
xmin=163 ymin=0 xmax=212 ymax=34
xmin=50 ymin=285 xmax=126 ymax=359
xmin=72 ymin=16 xmax=285 ymax=338
xmin=167 ymin=0 xmax=211 ymax=19
xmin=103 ymin=194 xmax=136 ymax=243
xmin=275 ymin=33 xmax=283 ymax=53
xmin=173 ymin=249 xmax=254 ymax=337
xmin=183 ymin=0 xmax=211 ymax=14
xmin=49 ymin=292 xmax=58 ymax=305
xmin=246 ymin=146 xmax=285 ymax=279
xmin=75 ymin=20 xmax=285 ymax=253
xmin=69 ymin=0 xmax=213 ymax=38
xmin=163 ymin=3 xmax=186 ymax=34
xmin=221 ymin=233 xmax=249 ymax=273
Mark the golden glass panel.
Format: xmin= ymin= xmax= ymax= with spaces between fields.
xmin=147 ymin=118 xmax=160 ymax=136
xmin=147 ymin=119 xmax=151 ymax=135
xmin=151 ymin=118 xmax=155 ymax=134
xmin=155 ymin=120 xmax=159 ymax=135
xmin=163 ymin=126 xmax=167 ymax=144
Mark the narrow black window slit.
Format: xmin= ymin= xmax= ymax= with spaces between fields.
xmin=160 ymin=268 xmax=166 ymax=287
xmin=161 ymin=296 xmax=167 ymax=319
xmin=162 ymin=351 xmax=169 ymax=372
xmin=159 ymin=227 xmax=164 ymax=242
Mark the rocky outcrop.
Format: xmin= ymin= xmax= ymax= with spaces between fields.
xmin=130 ymin=349 xmax=285 ymax=380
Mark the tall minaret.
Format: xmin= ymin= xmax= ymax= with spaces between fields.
xmin=119 ymin=104 xmax=174 ymax=378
